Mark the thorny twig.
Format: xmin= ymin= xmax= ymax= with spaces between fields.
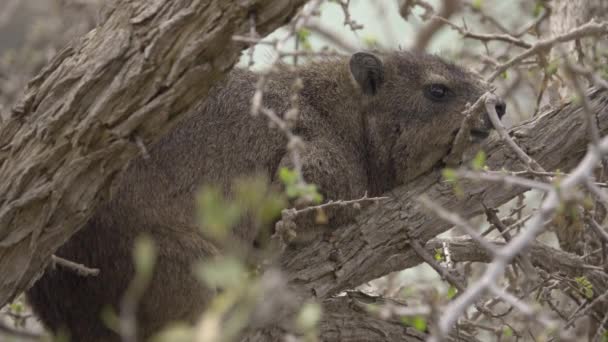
xmin=432 ymin=137 xmax=608 ymax=340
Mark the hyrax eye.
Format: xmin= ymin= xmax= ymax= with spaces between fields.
xmin=424 ymin=84 xmax=449 ymax=101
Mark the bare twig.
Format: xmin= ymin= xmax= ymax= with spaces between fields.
xmin=412 ymin=0 xmax=462 ymax=51
xmin=485 ymin=93 xmax=547 ymax=174
xmin=437 ymin=16 xmax=532 ymax=49
xmin=432 ymin=136 xmax=608 ymax=340
xmin=487 ymin=19 xmax=608 ymax=82
xmin=51 ymin=255 xmax=99 ymax=277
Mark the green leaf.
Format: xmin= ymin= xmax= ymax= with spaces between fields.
xmin=150 ymin=323 xmax=194 ymax=342
xmin=401 ymin=316 xmax=427 ymax=332
xmin=442 ymin=168 xmax=457 ymax=182
xmin=296 ymin=302 xmax=322 ymax=332
xmin=257 ymin=195 xmax=287 ymax=224
xmin=195 ymin=257 xmax=247 ymax=289
xmin=442 ymin=168 xmax=463 ymax=197
xmin=533 ymin=2 xmax=544 ymax=17
xmin=303 ymin=184 xmax=323 ymax=204
xmin=447 ymin=286 xmax=458 ymax=299
xmin=472 ymin=0 xmax=483 ymax=10
xmin=233 ymin=176 xmax=286 ymax=224
xmin=575 ymin=276 xmax=594 ymax=299
xmin=279 ymin=167 xmax=298 ymax=185
xmin=9 ymin=301 xmax=23 ymax=314
xmin=133 ymin=235 xmax=157 ymax=278
xmin=285 ymin=184 xmax=299 ymax=198
xmin=412 ymin=316 xmax=427 ymax=332
xmin=297 ymin=29 xmax=313 ymax=51
xmin=503 ymin=326 xmax=513 ymax=337
xmin=197 ymin=186 xmax=242 ymax=240
xmin=546 ymin=60 xmax=559 ymax=76
xmin=297 ymin=29 xmax=311 ymax=43
xmin=362 ymin=35 xmax=378 ymax=48
xmin=434 ymin=248 xmax=444 ymax=262
xmin=472 ymin=150 xmax=486 ymax=171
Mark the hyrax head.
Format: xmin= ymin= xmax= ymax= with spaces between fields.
xmin=349 ymin=51 xmax=506 ymax=186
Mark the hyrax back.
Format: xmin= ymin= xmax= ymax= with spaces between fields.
xmin=26 ymin=51 xmax=501 ymax=341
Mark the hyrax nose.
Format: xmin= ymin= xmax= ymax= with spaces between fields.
xmin=495 ymin=100 xmax=507 ymax=119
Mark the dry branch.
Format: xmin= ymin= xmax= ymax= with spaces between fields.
xmin=0 ymin=0 xmax=308 ymax=307
xmin=243 ymin=293 xmax=438 ymax=342
xmin=280 ymin=88 xmax=608 ymax=300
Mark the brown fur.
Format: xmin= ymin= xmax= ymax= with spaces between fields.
xmin=26 ymin=51 xmax=503 ymax=341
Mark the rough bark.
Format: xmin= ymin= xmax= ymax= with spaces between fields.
xmin=1 ymin=0 xmax=607 ymax=340
xmin=549 ymin=0 xmax=608 ymax=53
xmin=423 ymin=237 xmax=608 ymax=296
xmin=279 ymin=88 xmax=608 ymax=300
xmin=243 ymin=293 xmax=437 ymax=342
xmin=0 ymin=0 xmax=308 ymax=307
xmin=548 ymin=0 xmax=608 ymax=103
xmin=241 ymin=89 xmax=608 ymax=341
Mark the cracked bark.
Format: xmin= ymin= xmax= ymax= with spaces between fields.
xmin=0 ymin=0 xmax=308 ymax=306
xmin=0 ymin=0 xmax=607 ymax=340
xmin=279 ymin=88 xmax=608 ymax=300
xmin=242 ymin=89 xmax=608 ymax=341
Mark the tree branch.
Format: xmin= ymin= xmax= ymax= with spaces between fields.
xmin=0 ymin=0 xmax=308 ymax=307
xmin=280 ymin=88 xmax=608 ymax=300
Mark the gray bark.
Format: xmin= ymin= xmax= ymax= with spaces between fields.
xmin=548 ymin=0 xmax=608 ymax=102
xmin=242 ymin=88 xmax=608 ymax=342
xmin=0 ymin=0 xmax=607 ymax=340
xmin=0 ymin=0 xmax=307 ymax=307
xmin=279 ymin=88 xmax=608 ymax=300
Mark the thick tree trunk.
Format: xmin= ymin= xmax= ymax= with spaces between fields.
xmin=0 ymin=0 xmax=307 ymax=307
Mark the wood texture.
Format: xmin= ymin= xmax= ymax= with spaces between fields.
xmin=0 ymin=0 xmax=307 ymax=307
xmin=280 ymin=89 xmax=608 ymax=299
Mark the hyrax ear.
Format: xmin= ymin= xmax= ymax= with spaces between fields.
xmin=349 ymin=52 xmax=384 ymax=95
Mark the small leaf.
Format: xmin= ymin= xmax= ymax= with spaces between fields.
xmin=362 ymin=35 xmax=378 ymax=48
xmin=297 ymin=29 xmax=311 ymax=43
xmin=150 ymin=323 xmax=194 ymax=342
xmin=297 ymin=29 xmax=313 ymax=51
xmin=575 ymin=276 xmax=594 ymax=299
xmin=503 ymin=326 xmax=513 ymax=337
xmin=197 ymin=187 xmax=242 ymax=240
xmin=296 ymin=302 xmax=322 ymax=332
xmin=442 ymin=168 xmax=463 ymax=198
xmin=472 ymin=0 xmax=483 ymax=10
xmin=195 ymin=257 xmax=247 ymax=289
xmin=401 ymin=316 xmax=427 ymax=332
xmin=279 ymin=167 xmax=298 ymax=185
xmin=471 ymin=150 xmax=486 ymax=171
xmin=434 ymin=248 xmax=444 ymax=262
xmin=447 ymin=286 xmax=458 ymax=299
xmin=286 ymin=184 xmax=299 ymax=198
xmin=533 ymin=2 xmax=544 ymax=17
xmin=442 ymin=168 xmax=457 ymax=182
xmin=546 ymin=60 xmax=559 ymax=76
xmin=305 ymin=184 xmax=324 ymax=204
xmin=9 ymin=301 xmax=24 ymax=314
xmin=412 ymin=316 xmax=427 ymax=332
xmin=133 ymin=235 xmax=157 ymax=278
